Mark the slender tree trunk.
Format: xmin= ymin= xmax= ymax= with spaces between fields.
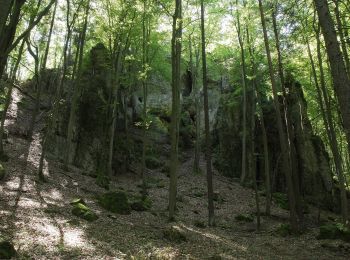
xmin=314 ymin=28 xmax=349 ymax=222
xmin=272 ymin=9 xmax=303 ymax=225
xmin=246 ymin=25 xmax=271 ymax=216
xmin=314 ymin=0 xmax=350 ymax=154
xmin=333 ymin=1 xmax=350 ymax=76
xmin=38 ymin=1 xmax=58 ymax=179
xmin=168 ymin=0 xmax=182 ymax=221
xmin=258 ymin=0 xmax=299 ymax=232
xmin=234 ymin=1 xmax=248 ymax=185
xmin=0 ymin=0 xmax=26 ymax=82
xmin=65 ymin=0 xmax=90 ymax=167
xmin=201 ymin=0 xmax=215 ymax=226
xmin=0 ymin=0 xmax=13 ymax=39
xmin=141 ymin=0 xmax=150 ymax=196
xmin=190 ymin=35 xmax=201 ymax=174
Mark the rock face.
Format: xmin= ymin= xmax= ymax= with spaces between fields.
xmin=213 ymin=76 xmax=333 ymax=208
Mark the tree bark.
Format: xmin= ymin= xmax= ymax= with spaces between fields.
xmin=258 ymin=0 xmax=299 ymax=232
xmin=168 ymin=0 xmax=182 ymax=221
xmin=314 ymin=0 xmax=350 ymax=154
xmin=201 ymin=0 xmax=215 ymax=226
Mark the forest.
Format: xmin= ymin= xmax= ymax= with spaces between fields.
xmin=0 ymin=0 xmax=350 ymax=259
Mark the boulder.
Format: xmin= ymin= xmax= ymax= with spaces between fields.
xmin=0 ymin=241 xmax=17 ymax=259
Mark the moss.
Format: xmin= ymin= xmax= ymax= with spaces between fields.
xmin=275 ymin=223 xmax=292 ymax=237
xmin=98 ymin=191 xmax=131 ymax=214
xmin=0 ymin=164 xmax=5 ymax=180
xmin=145 ymin=156 xmax=163 ymax=169
xmin=71 ymin=203 xmax=98 ymax=222
xmin=0 ymin=241 xmax=17 ymax=259
xmin=70 ymin=198 xmax=85 ymax=205
xmin=235 ymin=214 xmax=254 ymax=223
xmin=317 ymin=223 xmax=350 ymax=242
xmin=163 ymin=226 xmax=187 ymax=243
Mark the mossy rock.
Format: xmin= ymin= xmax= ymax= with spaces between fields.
xmin=275 ymin=223 xmax=292 ymax=237
xmin=130 ymin=196 xmax=152 ymax=212
xmin=70 ymin=198 xmax=85 ymax=205
xmin=163 ymin=226 xmax=187 ymax=243
xmin=0 ymin=241 xmax=17 ymax=259
xmin=235 ymin=214 xmax=254 ymax=223
xmin=98 ymin=191 xmax=131 ymax=214
xmin=317 ymin=223 xmax=350 ymax=242
xmin=71 ymin=203 xmax=98 ymax=222
xmin=145 ymin=156 xmax=163 ymax=169
xmin=0 ymin=164 xmax=5 ymax=180
xmin=272 ymin=192 xmax=289 ymax=210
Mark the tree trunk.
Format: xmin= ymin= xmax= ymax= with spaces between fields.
xmin=314 ymin=27 xmax=349 ymax=222
xmin=201 ymin=0 xmax=215 ymax=226
xmin=0 ymin=0 xmax=13 ymax=39
xmin=0 ymin=0 xmax=26 ymax=82
xmin=168 ymin=0 xmax=182 ymax=221
xmin=314 ymin=0 xmax=350 ymax=154
xmin=272 ymin=8 xmax=303 ymax=226
xmin=234 ymin=1 xmax=248 ymax=185
xmin=258 ymin=0 xmax=299 ymax=232
xmin=65 ymin=0 xmax=90 ymax=167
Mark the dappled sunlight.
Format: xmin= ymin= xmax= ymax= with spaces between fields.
xmin=179 ymin=224 xmax=247 ymax=252
xmin=64 ymin=228 xmax=92 ymax=249
xmin=42 ymin=188 xmax=64 ymax=202
xmin=26 ymin=133 xmax=42 ymax=168
xmin=4 ymin=89 xmax=20 ymax=127
xmin=17 ymin=197 xmax=42 ymax=209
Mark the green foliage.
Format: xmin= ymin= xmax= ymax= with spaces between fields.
xmin=235 ymin=214 xmax=254 ymax=223
xmin=97 ymin=191 xmax=131 ymax=215
xmin=130 ymin=196 xmax=152 ymax=212
xmin=318 ymin=223 xmax=350 ymax=242
xmin=272 ymin=192 xmax=289 ymax=210
xmin=0 ymin=241 xmax=17 ymax=259
xmin=275 ymin=223 xmax=292 ymax=237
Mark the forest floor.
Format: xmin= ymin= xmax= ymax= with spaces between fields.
xmin=0 ymin=88 xmax=350 ymax=259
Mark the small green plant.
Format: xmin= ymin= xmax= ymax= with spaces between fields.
xmin=275 ymin=223 xmax=292 ymax=237
xmin=97 ymin=191 xmax=131 ymax=214
xmin=163 ymin=226 xmax=187 ymax=243
xmin=317 ymin=222 xmax=350 ymax=242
